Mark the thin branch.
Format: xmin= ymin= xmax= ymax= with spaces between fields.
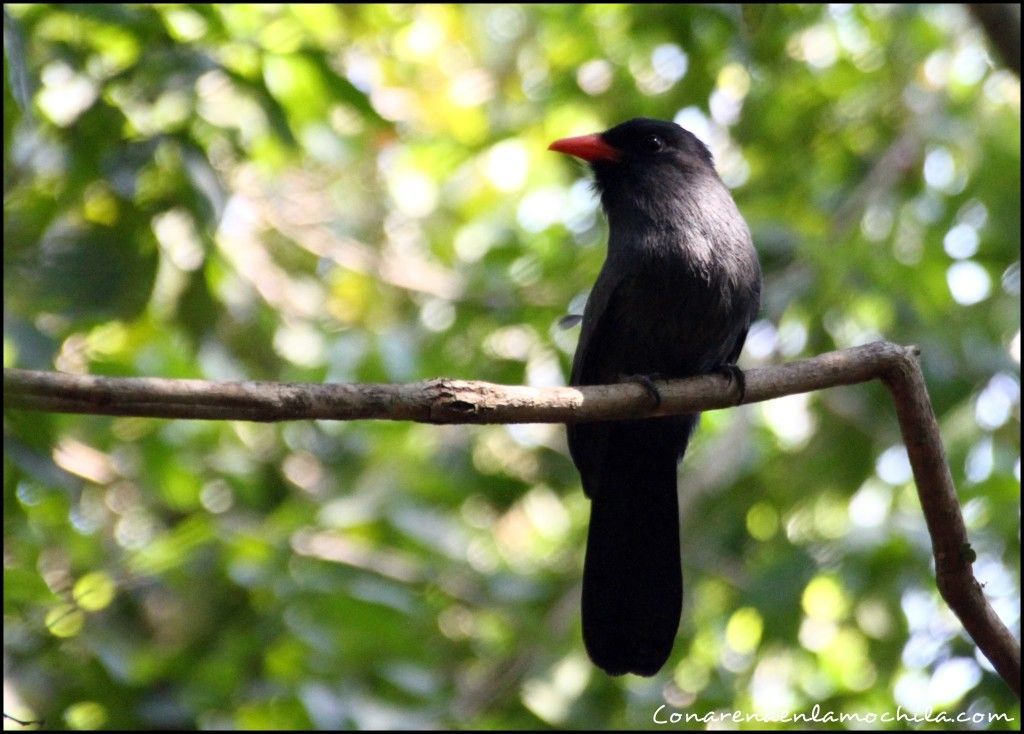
xmin=3 ymin=340 xmax=1020 ymax=696
xmin=2 ymin=712 xmax=43 ymax=728
xmin=1 ymin=341 xmax=910 ymax=423
xmin=881 ymin=350 xmax=1021 ymax=697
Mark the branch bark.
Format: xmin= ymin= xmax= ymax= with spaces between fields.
xmin=3 ymin=340 xmax=1020 ymax=696
xmin=0 ymin=341 xmax=918 ymax=423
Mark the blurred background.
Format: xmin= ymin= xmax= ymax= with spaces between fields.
xmin=3 ymin=4 xmax=1020 ymax=730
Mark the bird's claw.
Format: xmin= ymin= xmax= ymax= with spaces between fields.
xmin=623 ymin=373 xmax=663 ymax=408
xmin=716 ymin=364 xmax=747 ymax=404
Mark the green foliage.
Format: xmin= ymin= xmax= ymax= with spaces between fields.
xmin=3 ymin=4 xmax=1020 ymax=729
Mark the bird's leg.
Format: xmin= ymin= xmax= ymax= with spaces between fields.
xmin=622 ymin=373 xmax=663 ymax=408
xmin=715 ymin=364 xmax=747 ymax=404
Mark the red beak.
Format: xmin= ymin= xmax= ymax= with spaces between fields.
xmin=548 ymin=133 xmax=620 ymax=162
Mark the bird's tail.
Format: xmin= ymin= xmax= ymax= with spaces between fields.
xmin=581 ymin=416 xmax=694 ymax=676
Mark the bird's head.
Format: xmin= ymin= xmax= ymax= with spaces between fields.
xmin=549 ymin=118 xmax=717 ymax=221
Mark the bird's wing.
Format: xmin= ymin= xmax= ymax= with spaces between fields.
xmin=723 ymin=274 xmax=761 ymax=365
xmin=725 ymin=325 xmax=750 ymax=366
xmin=570 ymin=264 xmax=626 ymax=387
xmin=567 ymin=265 xmax=630 ymax=498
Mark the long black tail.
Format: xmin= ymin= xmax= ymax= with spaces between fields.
xmin=580 ymin=416 xmax=694 ymax=676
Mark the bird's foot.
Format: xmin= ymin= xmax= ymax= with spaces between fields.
xmin=622 ymin=373 xmax=663 ymax=408
xmin=715 ymin=364 xmax=747 ymax=404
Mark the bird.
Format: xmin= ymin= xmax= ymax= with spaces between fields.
xmin=549 ymin=118 xmax=762 ymax=676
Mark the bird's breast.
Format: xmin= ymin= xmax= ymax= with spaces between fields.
xmin=585 ymin=255 xmax=752 ymax=380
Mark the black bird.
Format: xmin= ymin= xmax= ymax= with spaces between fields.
xmin=549 ymin=118 xmax=762 ymax=676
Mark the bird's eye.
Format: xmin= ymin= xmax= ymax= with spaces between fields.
xmin=643 ymin=135 xmax=665 ymax=153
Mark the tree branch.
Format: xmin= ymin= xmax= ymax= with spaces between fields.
xmin=3 ymin=340 xmax=1020 ymax=696
xmin=0 ymin=341 xmax=915 ymax=423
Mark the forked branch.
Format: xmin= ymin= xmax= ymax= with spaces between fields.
xmin=3 ymin=340 xmax=1020 ymax=696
